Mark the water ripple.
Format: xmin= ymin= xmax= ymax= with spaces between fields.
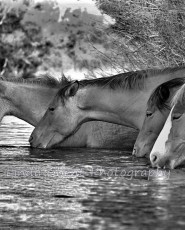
xmin=0 ymin=117 xmax=185 ymax=229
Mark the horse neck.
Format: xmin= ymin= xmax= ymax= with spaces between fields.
xmin=79 ymin=71 xmax=185 ymax=130
xmin=0 ymin=80 xmax=58 ymax=126
xmin=146 ymin=68 xmax=185 ymax=93
xmin=78 ymin=87 xmax=145 ymax=129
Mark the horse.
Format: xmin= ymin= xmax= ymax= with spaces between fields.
xmin=29 ymin=66 xmax=185 ymax=149
xmin=0 ymin=75 xmax=138 ymax=148
xmin=132 ymin=78 xmax=185 ymax=158
xmin=150 ymin=83 xmax=185 ymax=169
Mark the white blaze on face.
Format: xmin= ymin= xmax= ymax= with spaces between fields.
xmin=150 ymin=107 xmax=174 ymax=155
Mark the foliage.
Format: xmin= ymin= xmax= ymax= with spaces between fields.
xmin=0 ymin=0 xmax=108 ymax=78
xmin=95 ymin=0 xmax=185 ymax=70
xmin=0 ymin=1 xmax=48 ymax=78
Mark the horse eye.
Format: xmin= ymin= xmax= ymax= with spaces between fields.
xmin=49 ymin=107 xmax=55 ymax=112
xmin=172 ymin=113 xmax=182 ymax=120
xmin=146 ymin=111 xmax=153 ymax=117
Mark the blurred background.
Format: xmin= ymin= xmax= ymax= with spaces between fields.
xmin=1 ymin=0 xmax=185 ymax=81
xmin=0 ymin=0 xmax=116 ymax=80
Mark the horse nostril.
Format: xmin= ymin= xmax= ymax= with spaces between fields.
xmin=151 ymin=154 xmax=158 ymax=164
xmin=132 ymin=147 xmax=137 ymax=155
xmin=29 ymin=136 xmax=33 ymax=143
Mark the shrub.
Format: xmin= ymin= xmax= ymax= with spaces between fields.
xmin=95 ymin=0 xmax=185 ymax=70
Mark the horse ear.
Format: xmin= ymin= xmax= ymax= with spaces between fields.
xmin=61 ymin=73 xmax=69 ymax=85
xmin=65 ymin=81 xmax=79 ymax=97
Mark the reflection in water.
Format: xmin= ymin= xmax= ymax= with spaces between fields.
xmin=1 ymin=117 xmax=185 ymax=229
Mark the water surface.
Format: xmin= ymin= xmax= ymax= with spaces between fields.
xmin=1 ymin=117 xmax=185 ymax=229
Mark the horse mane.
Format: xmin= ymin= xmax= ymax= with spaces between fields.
xmin=147 ymin=78 xmax=185 ymax=111
xmin=79 ymin=70 xmax=148 ymax=90
xmin=147 ymin=65 xmax=185 ymax=77
xmin=1 ymin=65 xmax=184 ymax=92
xmin=57 ymin=65 xmax=185 ymax=100
xmin=0 ymin=73 xmax=61 ymax=88
xmin=171 ymin=83 xmax=185 ymax=107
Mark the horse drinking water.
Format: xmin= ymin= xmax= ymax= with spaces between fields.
xmin=29 ymin=66 xmax=185 ymax=149
xmin=0 ymin=75 xmax=138 ymax=148
xmin=150 ymin=83 xmax=185 ymax=169
xmin=133 ymin=78 xmax=185 ymax=158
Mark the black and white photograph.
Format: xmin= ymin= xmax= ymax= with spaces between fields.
xmin=0 ymin=0 xmax=185 ymax=229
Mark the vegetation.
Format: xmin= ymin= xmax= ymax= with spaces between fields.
xmin=0 ymin=0 xmax=108 ymax=78
xmin=1 ymin=0 xmax=183 ymax=77
xmin=95 ymin=0 xmax=185 ymax=70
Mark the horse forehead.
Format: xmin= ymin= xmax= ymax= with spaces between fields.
xmin=151 ymin=109 xmax=173 ymax=154
xmin=158 ymin=107 xmax=174 ymax=139
xmin=173 ymin=101 xmax=185 ymax=114
xmin=146 ymin=103 xmax=157 ymax=113
xmin=51 ymin=94 xmax=61 ymax=107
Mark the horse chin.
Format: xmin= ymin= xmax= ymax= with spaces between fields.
xmin=46 ymin=132 xmax=65 ymax=148
xmin=171 ymin=156 xmax=185 ymax=169
xmin=133 ymin=144 xmax=151 ymax=158
xmin=138 ymin=146 xmax=150 ymax=158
